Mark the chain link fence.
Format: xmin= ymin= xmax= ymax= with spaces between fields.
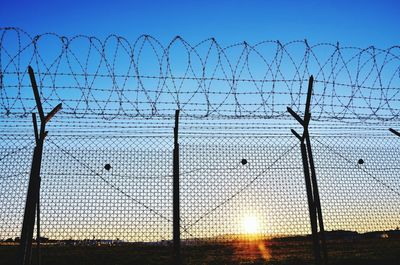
xmin=1 ymin=116 xmax=399 ymax=264
xmin=1 ymin=28 xmax=399 ymax=264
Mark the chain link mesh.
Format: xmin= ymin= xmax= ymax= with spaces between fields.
xmin=1 ymin=117 xmax=399 ymax=264
xmin=0 ymin=28 xmax=399 ymax=264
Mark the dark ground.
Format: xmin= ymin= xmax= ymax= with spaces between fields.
xmin=1 ymin=238 xmax=399 ymax=265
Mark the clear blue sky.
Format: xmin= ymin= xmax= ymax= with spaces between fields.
xmin=1 ymin=0 xmax=399 ymax=47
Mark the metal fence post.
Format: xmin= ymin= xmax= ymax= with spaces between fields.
xmin=37 ymin=176 xmax=41 ymax=265
xmin=173 ymin=109 xmax=181 ymax=265
xmin=305 ymin=131 xmax=328 ymax=262
xmin=389 ymin=128 xmax=400 ymax=137
xmin=287 ymin=75 xmax=327 ymax=265
xmin=301 ymin=140 xmax=321 ymax=264
xmin=17 ymin=66 xmax=62 ymax=265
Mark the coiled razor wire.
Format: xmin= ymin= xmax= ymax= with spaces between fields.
xmin=1 ymin=27 xmax=400 ymax=121
xmin=0 ymin=28 xmax=400 ymax=264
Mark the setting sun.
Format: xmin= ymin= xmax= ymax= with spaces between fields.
xmin=242 ymin=216 xmax=259 ymax=234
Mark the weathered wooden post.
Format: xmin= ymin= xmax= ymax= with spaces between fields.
xmin=287 ymin=76 xmax=327 ymax=265
xmin=17 ymin=66 xmax=62 ymax=265
xmin=389 ymin=128 xmax=400 ymax=137
xmin=173 ymin=109 xmax=181 ymax=265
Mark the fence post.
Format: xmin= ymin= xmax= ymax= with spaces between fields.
xmin=17 ymin=66 xmax=62 ymax=265
xmin=287 ymin=75 xmax=327 ymax=265
xmin=37 ymin=177 xmax=41 ymax=265
xmin=389 ymin=128 xmax=400 ymax=137
xmin=305 ymin=129 xmax=328 ymax=262
xmin=173 ymin=109 xmax=181 ymax=265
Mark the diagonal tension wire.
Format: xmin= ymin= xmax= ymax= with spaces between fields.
xmin=0 ymin=142 xmax=34 ymax=162
xmin=46 ymin=140 xmax=171 ymax=220
xmin=46 ymin=139 xmax=196 ymax=237
xmin=313 ymin=138 xmax=400 ymax=197
xmin=184 ymin=143 xmax=298 ymax=230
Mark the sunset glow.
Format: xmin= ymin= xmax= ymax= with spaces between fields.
xmin=243 ymin=216 xmax=259 ymax=234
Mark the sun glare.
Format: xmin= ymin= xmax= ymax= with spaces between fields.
xmin=243 ymin=216 xmax=259 ymax=234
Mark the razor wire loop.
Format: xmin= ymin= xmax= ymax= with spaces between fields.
xmin=1 ymin=27 xmax=400 ymax=121
xmin=0 ymin=28 xmax=400 ymax=264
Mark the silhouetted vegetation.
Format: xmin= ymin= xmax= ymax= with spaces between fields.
xmin=1 ymin=237 xmax=399 ymax=265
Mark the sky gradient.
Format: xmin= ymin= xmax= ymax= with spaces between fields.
xmin=1 ymin=0 xmax=399 ymax=47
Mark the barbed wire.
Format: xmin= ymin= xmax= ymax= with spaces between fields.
xmin=1 ymin=28 xmax=400 ymax=264
xmin=1 ymin=27 xmax=400 ymax=122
